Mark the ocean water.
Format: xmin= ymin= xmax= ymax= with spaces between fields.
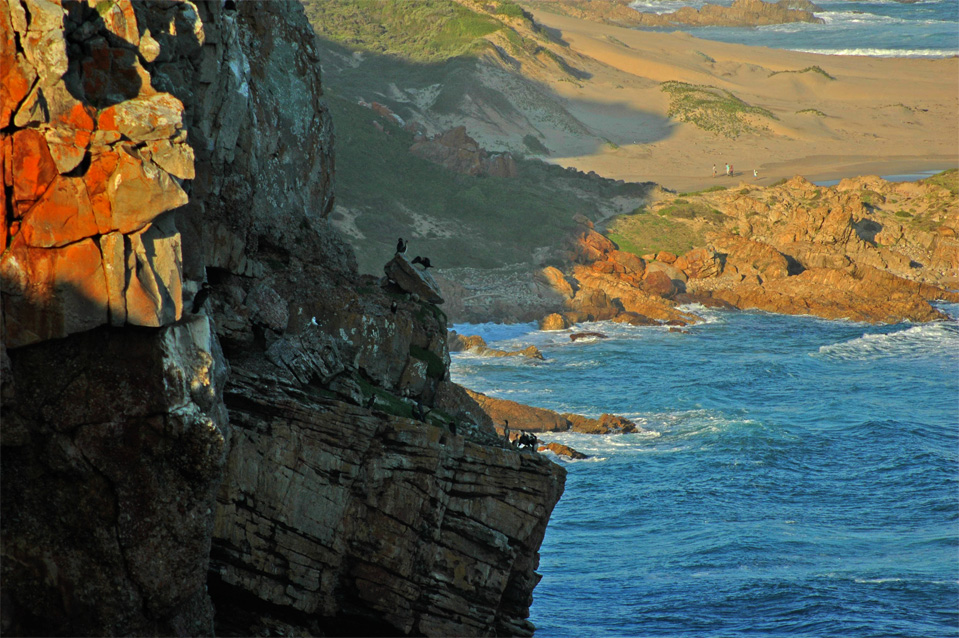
xmin=628 ymin=0 xmax=959 ymax=57
xmin=450 ymin=305 xmax=959 ymax=637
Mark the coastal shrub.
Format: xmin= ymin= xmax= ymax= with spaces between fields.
xmin=494 ymin=1 xmax=526 ymax=19
xmin=522 ymin=133 xmax=549 ymax=155
xmin=860 ymin=189 xmax=884 ymax=207
xmin=797 ymin=108 xmax=827 ymax=117
xmin=302 ymin=0 xmax=502 ymax=62
xmin=606 ymin=212 xmax=704 ymax=257
xmin=660 ymin=81 xmax=777 ymax=138
xmin=770 ymin=66 xmax=835 ymax=80
xmin=895 ymin=210 xmax=912 ymax=218
xmin=658 ymin=199 xmax=725 ymax=223
xmin=770 ymin=178 xmax=788 ymax=187
xmin=679 ymin=185 xmax=727 ymax=196
xmin=922 ymin=168 xmax=958 ymax=195
xmin=695 ymin=51 xmax=716 ymax=63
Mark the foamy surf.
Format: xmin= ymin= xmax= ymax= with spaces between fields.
xmin=813 ymin=323 xmax=959 ymax=361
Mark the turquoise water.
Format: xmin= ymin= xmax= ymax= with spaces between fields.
xmin=451 ymin=305 xmax=959 ymax=637
xmin=628 ymin=0 xmax=959 ymax=57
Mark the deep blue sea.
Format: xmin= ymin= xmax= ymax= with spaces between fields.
xmin=451 ymin=305 xmax=959 ymax=637
xmin=628 ymin=0 xmax=958 ymax=57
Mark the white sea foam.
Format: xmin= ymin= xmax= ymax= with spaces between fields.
xmin=814 ymin=322 xmax=959 ymax=361
xmin=788 ymin=46 xmax=958 ymax=57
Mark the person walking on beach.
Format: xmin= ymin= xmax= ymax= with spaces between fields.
xmin=725 ymin=163 xmax=730 ymax=177
xmin=753 ymin=168 xmax=758 ymax=180
xmin=712 ymin=164 xmax=717 ymax=178
xmin=730 ymin=164 xmax=734 ymax=177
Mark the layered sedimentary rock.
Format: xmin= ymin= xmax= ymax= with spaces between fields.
xmin=1 ymin=1 xmax=564 ymax=636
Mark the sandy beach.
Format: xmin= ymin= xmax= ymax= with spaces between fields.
xmin=509 ymin=8 xmax=958 ymax=192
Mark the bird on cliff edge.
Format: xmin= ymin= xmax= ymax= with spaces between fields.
xmin=191 ymin=282 xmax=213 ymax=314
xmin=390 ymin=300 xmax=398 ymax=314
xmin=396 ymin=237 xmax=407 ymax=254
xmin=412 ymin=256 xmax=432 ymax=269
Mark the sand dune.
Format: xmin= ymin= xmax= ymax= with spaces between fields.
xmin=515 ymin=7 xmax=958 ymax=191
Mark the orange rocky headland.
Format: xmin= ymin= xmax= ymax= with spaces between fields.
xmin=541 ymin=175 xmax=959 ymax=325
xmin=438 ymin=173 xmax=959 ymax=326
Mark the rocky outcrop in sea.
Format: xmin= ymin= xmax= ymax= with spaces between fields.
xmin=0 ymin=1 xmax=564 ymax=635
xmin=465 ymin=176 xmax=958 ymax=327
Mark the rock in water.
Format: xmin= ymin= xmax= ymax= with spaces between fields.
xmin=385 ymin=253 xmax=445 ymax=304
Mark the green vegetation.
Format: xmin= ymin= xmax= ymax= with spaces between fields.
xmin=895 ymin=210 xmax=913 ymax=218
xmin=770 ymin=178 xmax=788 ymax=187
xmin=409 ymin=345 xmax=446 ymax=380
xmin=797 ymin=108 xmax=827 ymax=117
xmin=606 ymin=210 xmax=705 ymax=257
xmin=656 ymin=199 xmax=725 ymax=223
xmin=695 ymin=51 xmax=716 ymax=64
xmin=769 ymin=66 xmax=835 ymax=80
xmin=494 ymin=1 xmax=527 ymax=19
xmin=860 ymin=189 xmax=885 ymax=207
xmin=660 ymin=81 xmax=776 ymax=138
xmin=679 ymin=185 xmax=727 ymax=196
xmin=921 ymin=168 xmax=958 ymax=195
xmin=522 ymin=133 xmax=549 ymax=155
xmin=302 ymin=0 xmax=503 ymax=62
xmin=328 ymin=94 xmax=646 ymax=272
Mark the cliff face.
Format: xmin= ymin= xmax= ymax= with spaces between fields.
xmin=0 ymin=1 xmax=564 ymax=636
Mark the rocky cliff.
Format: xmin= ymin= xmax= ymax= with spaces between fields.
xmin=1 ymin=1 xmax=564 ymax=636
xmin=522 ymin=175 xmax=959 ymax=327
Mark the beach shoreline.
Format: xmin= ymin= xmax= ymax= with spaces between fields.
xmin=504 ymin=7 xmax=959 ymax=195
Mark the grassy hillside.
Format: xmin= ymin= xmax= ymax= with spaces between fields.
xmin=295 ymin=0 xmax=656 ymax=274
xmin=301 ymin=0 xmax=528 ymax=62
xmin=329 ymin=93 xmax=651 ymax=273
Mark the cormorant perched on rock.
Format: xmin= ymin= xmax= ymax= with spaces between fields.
xmin=503 ymin=419 xmax=510 ymax=444
xmin=365 ymin=394 xmax=376 ymax=409
xmin=413 ymin=401 xmax=430 ymax=421
xmin=411 ymin=256 xmax=432 ymax=269
xmin=449 ymin=421 xmax=457 ymax=436
xmin=390 ymin=300 xmax=398 ymax=314
xmin=396 ymin=237 xmax=407 ymax=254
xmin=191 ymin=282 xmax=212 ymax=314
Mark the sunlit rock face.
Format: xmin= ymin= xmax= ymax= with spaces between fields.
xmin=1 ymin=1 xmax=564 ymax=636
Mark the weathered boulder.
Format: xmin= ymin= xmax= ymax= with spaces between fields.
xmin=386 ymin=253 xmax=445 ymax=304
xmin=643 ymin=269 xmax=678 ymax=298
xmin=466 ymin=389 xmax=572 ymax=433
xmin=709 ymin=233 xmax=791 ymax=281
xmin=540 ymin=312 xmax=571 ymax=330
xmin=448 ymin=332 xmax=545 ymax=360
xmin=564 ymin=413 xmax=640 ymax=434
xmin=675 ymin=247 xmax=723 ymax=279
xmin=538 ymin=442 xmax=589 ymax=460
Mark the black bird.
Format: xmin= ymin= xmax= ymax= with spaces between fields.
xmin=411 ymin=256 xmax=432 ymax=269
xmin=390 ymin=300 xmax=398 ymax=314
xmin=503 ymin=419 xmax=510 ymax=442
xmin=396 ymin=237 xmax=407 ymax=254
xmin=449 ymin=421 xmax=457 ymax=436
xmin=365 ymin=394 xmax=376 ymax=409
xmin=191 ymin=282 xmax=212 ymax=314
